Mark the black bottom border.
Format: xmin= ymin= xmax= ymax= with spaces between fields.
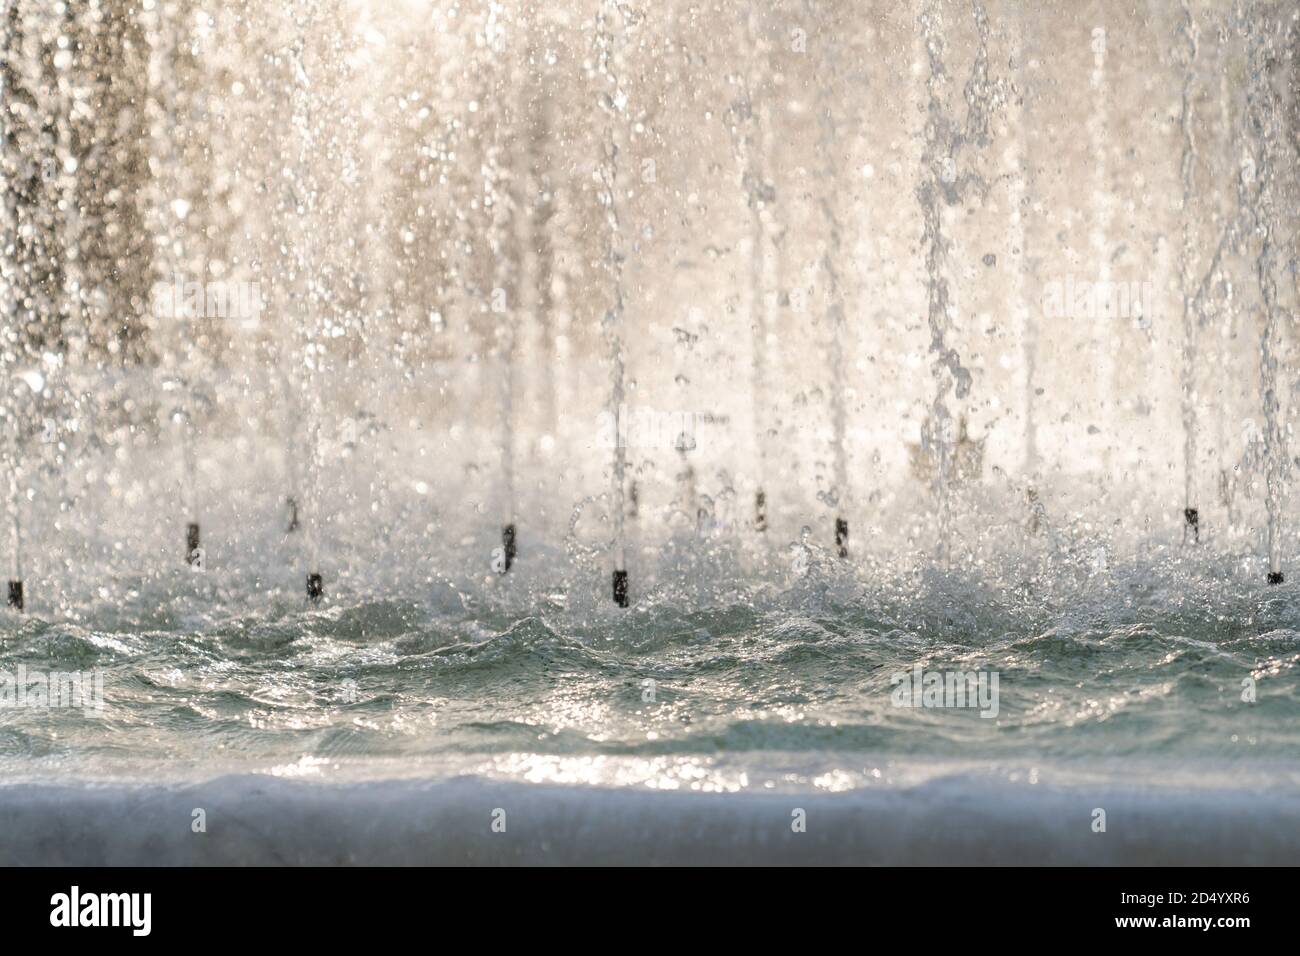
xmin=0 ymin=866 xmax=1288 ymax=941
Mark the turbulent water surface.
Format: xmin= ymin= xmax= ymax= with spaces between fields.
xmin=4 ymin=551 xmax=1297 ymax=793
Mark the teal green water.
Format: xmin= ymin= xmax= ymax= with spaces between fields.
xmin=1 ymin=553 xmax=1296 ymax=784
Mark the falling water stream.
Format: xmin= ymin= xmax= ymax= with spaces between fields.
xmin=732 ymin=6 xmax=772 ymax=537
xmin=1241 ymin=0 xmax=1290 ymax=583
xmin=807 ymin=0 xmax=850 ymax=559
xmin=916 ymin=0 xmax=1000 ymax=565
xmin=1178 ymin=1 xmax=1201 ymax=544
xmin=288 ymin=6 xmax=325 ymax=596
xmin=596 ymin=0 xmax=629 ymax=604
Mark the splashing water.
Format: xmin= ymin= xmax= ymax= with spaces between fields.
xmin=0 ymin=0 xmax=1298 ymax=863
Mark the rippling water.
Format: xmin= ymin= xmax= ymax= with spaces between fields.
xmin=4 ymin=546 xmax=1297 ymax=791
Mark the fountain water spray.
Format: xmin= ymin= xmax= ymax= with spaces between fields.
xmin=143 ymin=0 xmax=203 ymax=570
xmin=805 ymin=0 xmax=851 ymax=558
xmin=1012 ymin=8 xmax=1043 ymax=534
xmin=667 ymin=322 xmax=701 ymax=535
xmin=483 ymin=4 xmax=521 ymax=575
xmin=288 ymin=10 xmax=325 ymax=602
xmin=1212 ymin=46 xmax=1239 ymax=537
xmin=1189 ymin=23 xmax=1254 ymax=549
xmin=916 ymin=0 xmax=1003 ymax=566
xmin=528 ymin=101 xmax=559 ymax=449
xmin=596 ymin=0 xmax=632 ymax=606
xmin=673 ymin=429 xmax=701 ymax=533
xmin=6 ymin=468 xmax=21 ymax=611
xmin=1239 ymin=0 xmax=1292 ymax=585
xmin=1177 ymin=2 xmax=1201 ymax=546
xmin=273 ymin=289 xmax=304 ymax=539
xmin=0 ymin=4 xmax=30 ymax=610
xmin=1088 ymin=11 xmax=1115 ymax=485
xmin=52 ymin=0 xmax=90 ymax=538
xmin=0 ymin=0 xmax=96 ymax=609
xmin=0 ymin=0 xmax=1295 ymax=615
xmin=729 ymin=7 xmax=775 ymax=537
